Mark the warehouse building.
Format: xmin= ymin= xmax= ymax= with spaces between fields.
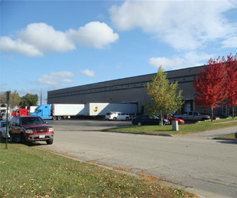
xmin=47 ymin=65 xmax=226 ymax=115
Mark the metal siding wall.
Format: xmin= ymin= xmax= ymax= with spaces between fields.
xmin=48 ymin=65 xmax=212 ymax=113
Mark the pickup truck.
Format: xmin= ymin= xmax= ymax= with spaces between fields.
xmin=105 ymin=112 xmax=130 ymax=121
xmin=9 ymin=115 xmax=54 ymax=145
xmin=173 ymin=111 xmax=210 ymax=121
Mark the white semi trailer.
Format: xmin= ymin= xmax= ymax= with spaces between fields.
xmin=31 ymin=104 xmax=85 ymax=120
xmin=32 ymin=103 xmax=138 ymax=120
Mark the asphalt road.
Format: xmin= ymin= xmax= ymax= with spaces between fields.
xmin=38 ymin=120 xmax=237 ymax=198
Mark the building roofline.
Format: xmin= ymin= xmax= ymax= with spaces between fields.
xmin=48 ymin=64 xmax=205 ymax=93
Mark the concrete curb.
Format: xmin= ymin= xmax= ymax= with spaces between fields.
xmin=156 ymin=180 xmax=234 ymax=198
xmin=212 ymin=137 xmax=236 ymax=141
xmin=102 ymin=130 xmax=173 ymax=137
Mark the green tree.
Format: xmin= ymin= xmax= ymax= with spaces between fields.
xmin=0 ymin=91 xmax=21 ymax=109
xmin=146 ymin=66 xmax=183 ymax=125
xmin=0 ymin=92 xmax=6 ymax=103
xmin=20 ymin=93 xmax=38 ymax=108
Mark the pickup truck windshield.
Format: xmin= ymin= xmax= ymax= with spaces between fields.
xmin=21 ymin=117 xmax=45 ymax=125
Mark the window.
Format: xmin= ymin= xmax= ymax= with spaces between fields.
xmin=193 ymin=112 xmax=199 ymax=116
xmin=21 ymin=117 xmax=45 ymax=125
xmin=0 ymin=122 xmax=7 ymax=127
xmin=10 ymin=117 xmax=15 ymax=125
xmin=15 ymin=117 xmax=20 ymax=125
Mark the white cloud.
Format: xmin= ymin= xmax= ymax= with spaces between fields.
xmin=110 ymin=0 xmax=237 ymax=50
xmin=149 ymin=56 xmax=184 ymax=70
xmin=0 ymin=36 xmax=43 ymax=57
xmin=0 ymin=22 xmax=119 ymax=56
xmin=221 ymin=36 xmax=237 ymax=48
xmin=149 ymin=52 xmax=214 ymax=70
xmin=67 ymin=21 xmax=119 ymax=49
xmin=38 ymin=71 xmax=74 ymax=86
xmin=80 ymin=69 xmax=96 ymax=77
xmin=18 ymin=23 xmax=76 ymax=53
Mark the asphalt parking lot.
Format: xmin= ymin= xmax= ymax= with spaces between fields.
xmin=47 ymin=119 xmax=132 ymax=130
xmin=38 ymin=119 xmax=237 ymax=198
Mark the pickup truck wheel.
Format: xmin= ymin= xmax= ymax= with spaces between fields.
xmin=126 ymin=117 xmax=129 ymax=121
xmin=46 ymin=139 xmax=53 ymax=144
xmin=113 ymin=117 xmax=117 ymax=121
xmin=20 ymin=133 xmax=28 ymax=145
xmin=138 ymin=122 xmax=142 ymax=126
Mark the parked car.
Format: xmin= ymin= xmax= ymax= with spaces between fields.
xmin=0 ymin=121 xmax=10 ymax=139
xmin=132 ymin=115 xmax=170 ymax=126
xmin=167 ymin=117 xmax=185 ymax=124
xmin=215 ymin=114 xmax=231 ymax=119
xmin=127 ymin=113 xmax=141 ymax=120
xmin=105 ymin=112 xmax=130 ymax=121
xmin=200 ymin=113 xmax=220 ymax=120
xmin=9 ymin=116 xmax=54 ymax=145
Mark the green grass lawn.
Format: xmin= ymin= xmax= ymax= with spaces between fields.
xmin=0 ymin=143 xmax=196 ymax=198
xmin=215 ymin=133 xmax=236 ymax=139
xmin=103 ymin=118 xmax=237 ymax=135
xmin=1 ymin=118 xmax=236 ymax=197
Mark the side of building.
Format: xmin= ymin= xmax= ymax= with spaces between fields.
xmin=47 ymin=65 xmax=227 ymax=115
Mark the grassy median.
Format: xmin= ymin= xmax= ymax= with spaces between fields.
xmin=0 ymin=143 xmax=196 ymax=198
xmin=215 ymin=133 xmax=236 ymax=139
xmin=104 ymin=117 xmax=237 ymax=135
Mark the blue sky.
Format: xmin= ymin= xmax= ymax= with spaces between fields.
xmin=0 ymin=0 xmax=237 ymax=103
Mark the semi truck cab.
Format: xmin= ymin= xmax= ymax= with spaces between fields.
xmin=31 ymin=104 xmax=52 ymax=119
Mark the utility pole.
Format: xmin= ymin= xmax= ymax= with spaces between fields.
xmin=40 ymin=90 xmax=42 ymax=105
xmin=5 ymin=91 xmax=10 ymax=149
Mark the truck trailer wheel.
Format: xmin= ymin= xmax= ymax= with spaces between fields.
xmin=57 ymin=116 xmax=62 ymax=120
xmin=53 ymin=116 xmax=57 ymax=121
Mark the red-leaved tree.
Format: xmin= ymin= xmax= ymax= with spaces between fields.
xmin=225 ymin=54 xmax=237 ymax=118
xmin=194 ymin=57 xmax=227 ymax=121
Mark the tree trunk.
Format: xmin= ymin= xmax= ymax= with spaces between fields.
xmin=160 ymin=111 xmax=163 ymax=126
xmin=211 ymin=108 xmax=213 ymax=121
xmin=232 ymin=106 xmax=235 ymax=118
